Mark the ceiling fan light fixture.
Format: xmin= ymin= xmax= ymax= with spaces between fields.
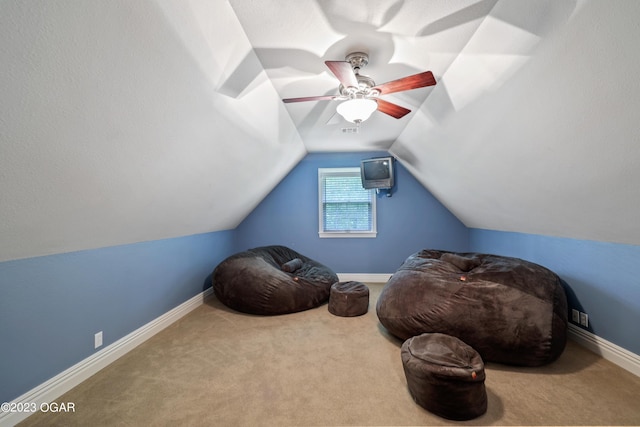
xmin=336 ymin=98 xmax=377 ymax=124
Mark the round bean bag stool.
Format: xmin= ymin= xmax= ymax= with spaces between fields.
xmin=328 ymin=281 xmax=369 ymax=317
xmin=377 ymin=250 xmax=568 ymax=366
xmin=401 ymin=333 xmax=487 ymax=421
xmin=212 ymin=245 xmax=338 ymax=315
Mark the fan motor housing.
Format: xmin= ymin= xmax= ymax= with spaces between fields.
xmin=340 ymin=52 xmax=378 ymax=98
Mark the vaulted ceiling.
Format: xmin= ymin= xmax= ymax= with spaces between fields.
xmin=1 ymin=0 xmax=639 ymax=262
xmin=230 ymin=0 xmax=519 ymax=152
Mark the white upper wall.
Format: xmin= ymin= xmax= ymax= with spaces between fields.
xmin=1 ymin=0 xmax=639 ymax=263
xmin=392 ymin=0 xmax=640 ymax=245
xmin=0 ymin=0 xmax=305 ymax=261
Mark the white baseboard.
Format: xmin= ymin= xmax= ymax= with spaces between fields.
xmin=337 ymin=273 xmax=392 ymax=283
xmin=568 ymin=323 xmax=640 ymax=377
xmin=4 ymin=288 xmax=637 ymax=427
xmin=0 ymin=288 xmax=213 ymax=427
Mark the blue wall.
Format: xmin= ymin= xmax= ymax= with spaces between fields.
xmin=0 ymin=151 xmax=470 ymax=404
xmin=470 ymin=229 xmax=640 ymax=355
xmin=235 ymin=152 xmax=470 ymax=272
xmin=0 ymin=230 xmax=235 ymax=403
xmin=4 ymin=152 xmax=639 ymax=404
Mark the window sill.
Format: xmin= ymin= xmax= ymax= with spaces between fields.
xmin=319 ymin=231 xmax=377 ymax=238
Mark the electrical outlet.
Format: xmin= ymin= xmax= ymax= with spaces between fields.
xmin=579 ymin=312 xmax=589 ymax=328
xmin=94 ymin=331 xmax=103 ymax=349
xmin=572 ymin=309 xmax=580 ymax=323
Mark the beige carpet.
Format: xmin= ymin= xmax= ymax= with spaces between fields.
xmin=19 ymin=283 xmax=640 ymax=426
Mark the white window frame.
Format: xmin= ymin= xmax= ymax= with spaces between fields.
xmin=318 ymin=167 xmax=377 ymax=238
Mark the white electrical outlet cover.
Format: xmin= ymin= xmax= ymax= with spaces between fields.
xmin=572 ymin=309 xmax=580 ymax=323
xmin=94 ymin=331 xmax=103 ymax=348
xmin=579 ymin=312 xmax=589 ymax=328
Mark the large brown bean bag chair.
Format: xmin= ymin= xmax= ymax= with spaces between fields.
xmin=212 ymin=245 xmax=338 ymax=315
xmin=376 ymin=250 xmax=568 ymax=366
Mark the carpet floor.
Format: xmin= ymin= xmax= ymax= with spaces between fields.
xmin=19 ymin=283 xmax=640 ymax=426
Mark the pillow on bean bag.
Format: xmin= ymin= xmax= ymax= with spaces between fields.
xmin=213 ymin=245 xmax=338 ymax=315
xmin=281 ymin=258 xmax=303 ymax=273
xmin=376 ymin=249 xmax=568 ymax=366
xmin=440 ymin=252 xmax=481 ymax=272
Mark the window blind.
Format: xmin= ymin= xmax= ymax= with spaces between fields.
xmin=320 ymin=171 xmax=373 ymax=232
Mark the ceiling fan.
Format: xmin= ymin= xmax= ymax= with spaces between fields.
xmin=282 ymin=52 xmax=436 ymax=125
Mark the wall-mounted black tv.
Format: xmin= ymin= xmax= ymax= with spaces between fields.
xmin=360 ymin=156 xmax=394 ymax=189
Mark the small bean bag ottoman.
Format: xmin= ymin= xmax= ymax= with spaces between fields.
xmin=328 ymin=281 xmax=369 ymax=317
xmin=377 ymin=250 xmax=568 ymax=366
xmin=212 ymin=245 xmax=338 ymax=315
xmin=401 ymin=333 xmax=487 ymax=421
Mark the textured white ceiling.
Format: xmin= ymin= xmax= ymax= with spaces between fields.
xmin=229 ymin=0 xmax=500 ymax=152
xmin=1 ymin=0 xmax=639 ymax=262
xmin=0 ymin=0 xmax=305 ymax=261
xmin=391 ymin=0 xmax=640 ymax=244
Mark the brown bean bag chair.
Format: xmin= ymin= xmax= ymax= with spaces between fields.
xmin=376 ymin=250 xmax=568 ymax=366
xmin=401 ymin=333 xmax=487 ymax=420
xmin=212 ymin=245 xmax=338 ymax=315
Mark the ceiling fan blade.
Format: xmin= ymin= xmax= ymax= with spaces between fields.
xmin=376 ymin=99 xmax=411 ymax=119
xmin=374 ymin=71 xmax=436 ymax=95
xmin=283 ymin=95 xmax=337 ymax=103
xmin=325 ymin=61 xmax=359 ymax=88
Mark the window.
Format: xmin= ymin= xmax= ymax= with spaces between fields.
xmin=318 ymin=167 xmax=376 ymax=238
